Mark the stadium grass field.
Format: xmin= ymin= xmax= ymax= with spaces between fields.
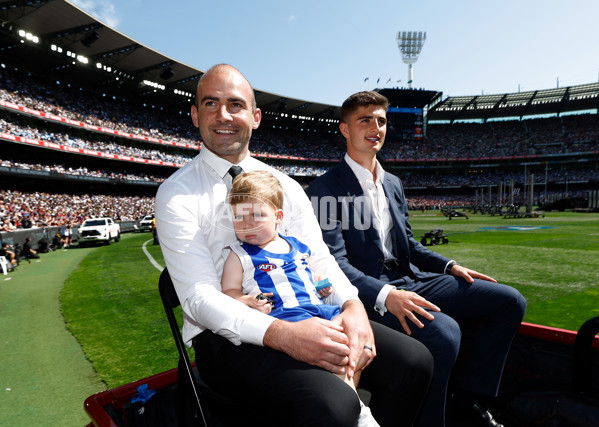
xmin=3 ymin=211 xmax=595 ymax=425
xmin=62 ymin=211 xmax=599 ymax=390
xmin=0 ymin=245 xmax=106 ymax=426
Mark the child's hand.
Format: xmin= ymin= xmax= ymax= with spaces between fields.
xmin=318 ymin=286 xmax=332 ymax=298
xmin=314 ymin=278 xmax=332 ymax=299
xmin=250 ymin=293 xmax=274 ymax=314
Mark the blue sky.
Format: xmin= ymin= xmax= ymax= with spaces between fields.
xmin=70 ymin=0 xmax=599 ymax=106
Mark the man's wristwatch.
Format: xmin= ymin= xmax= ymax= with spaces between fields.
xmin=445 ymin=260 xmax=460 ymax=274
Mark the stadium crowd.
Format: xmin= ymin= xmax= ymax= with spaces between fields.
xmin=0 ymin=157 xmax=335 ymax=183
xmin=2 ymin=65 xmax=598 ymax=164
xmin=0 ymin=64 xmax=597 ymax=237
xmin=2 ymin=109 xmax=596 ymax=185
xmin=402 ymin=168 xmax=598 ymax=187
xmin=0 ymin=189 xmax=154 ymax=231
xmin=0 ymin=158 xmax=168 ymax=183
xmin=2 ymin=153 xmax=595 ymax=190
xmin=0 ymin=65 xmax=198 ymax=146
xmin=251 ymin=129 xmax=347 ymax=159
xmin=0 ymin=117 xmax=195 ymax=165
xmin=382 ymin=115 xmax=599 ymax=160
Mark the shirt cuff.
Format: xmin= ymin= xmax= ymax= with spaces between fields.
xmin=240 ymin=313 xmax=277 ymax=347
xmin=444 ymin=259 xmax=457 ymax=275
xmin=374 ymin=284 xmax=395 ymax=316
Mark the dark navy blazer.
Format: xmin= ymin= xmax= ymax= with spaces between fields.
xmin=307 ymin=159 xmax=451 ymax=309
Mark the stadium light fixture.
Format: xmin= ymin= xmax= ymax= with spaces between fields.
xmin=143 ymin=80 xmax=165 ymax=91
xmin=18 ymin=29 xmax=39 ymax=44
xmin=396 ymin=31 xmax=426 ymax=89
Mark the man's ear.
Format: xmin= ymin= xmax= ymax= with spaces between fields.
xmin=191 ymin=105 xmax=199 ymax=128
xmin=252 ymin=108 xmax=262 ymax=130
xmin=339 ymin=122 xmax=349 ymax=139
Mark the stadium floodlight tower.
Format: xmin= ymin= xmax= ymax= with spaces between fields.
xmin=397 ymin=31 xmax=426 ymax=89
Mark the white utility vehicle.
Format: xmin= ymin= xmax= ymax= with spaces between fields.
xmin=138 ymin=215 xmax=154 ymax=232
xmin=78 ymin=217 xmax=121 ymax=246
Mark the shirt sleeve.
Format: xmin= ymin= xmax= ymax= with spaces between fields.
xmin=155 ymin=177 xmax=275 ymax=347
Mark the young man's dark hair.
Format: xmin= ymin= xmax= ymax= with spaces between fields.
xmin=340 ymin=91 xmax=389 ymax=123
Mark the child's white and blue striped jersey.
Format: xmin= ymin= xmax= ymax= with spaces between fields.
xmin=229 ymin=235 xmax=340 ymax=321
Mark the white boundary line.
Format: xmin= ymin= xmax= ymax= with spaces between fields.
xmin=142 ymin=239 xmax=163 ymax=271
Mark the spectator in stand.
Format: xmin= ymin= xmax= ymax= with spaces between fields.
xmin=20 ymin=213 xmax=32 ymax=229
xmin=1 ymin=218 xmax=17 ymax=232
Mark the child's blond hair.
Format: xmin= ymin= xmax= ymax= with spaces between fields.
xmin=229 ymin=170 xmax=284 ymax=210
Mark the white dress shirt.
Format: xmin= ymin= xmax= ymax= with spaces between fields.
xmin=344 ymin=153 xmax=396 ymax=315
xmin=155 ymin=147 xmax=359 ymax=346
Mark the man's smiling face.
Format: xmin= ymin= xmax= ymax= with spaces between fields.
xmin=340 ymin=104 xmax=387 ymax=162
xmin=191 ymin=66 xmax=261 ymax=164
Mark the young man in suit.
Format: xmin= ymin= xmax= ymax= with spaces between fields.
xmin=308 ymin=91 xmax=526 ymax=427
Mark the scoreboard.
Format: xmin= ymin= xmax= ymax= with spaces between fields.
xmin=386 ymin=106 xmax=424 ymax=142
xmin=376 ymin=88 xmax=441 ymax=144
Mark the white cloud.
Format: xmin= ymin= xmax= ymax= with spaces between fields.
xmin=69 ymin=0 xmax=120 ymax=28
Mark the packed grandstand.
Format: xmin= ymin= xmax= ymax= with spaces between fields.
xmin=0 ymin=0 xmax=597 ymax=239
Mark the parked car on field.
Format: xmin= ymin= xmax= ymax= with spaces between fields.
xmin=138 ymin=215 xmax=154 ymax=232
xmin=78 ymin=218 xmax=121 ymax=246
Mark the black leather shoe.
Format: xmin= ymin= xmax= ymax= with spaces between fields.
xmin=452 ymin=401 xmax=504 ymax=427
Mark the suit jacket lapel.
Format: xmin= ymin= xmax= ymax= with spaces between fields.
xmin=382 ymin=173 xmax=410 ymax=258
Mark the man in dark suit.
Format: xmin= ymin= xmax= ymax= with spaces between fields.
xmin=308 ymin=91 xmax=526 ymax=427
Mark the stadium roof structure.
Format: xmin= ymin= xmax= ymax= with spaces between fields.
xmin=376 ymin=88 xmax=442 ymax=109
xmin=0 ymin=0 xmax=340 ymax=126
xmin=428 ymin=83 xmax=599 ymax=122
xmin=2 ymin=0 xmax=598 ymax=129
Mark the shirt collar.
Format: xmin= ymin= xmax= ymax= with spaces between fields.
xmin=199 ymin=147 xmax=252 ymax=180
xmin=344 ymin=153 xmax=385 ymax=185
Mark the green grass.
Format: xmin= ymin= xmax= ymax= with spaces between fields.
xmin=0 ymin=246 xmax=106 ymax=427
xmin=409 ymin=210 xmax=599 ymax=329
xmin=61 ymin=233 xmax=172 ymax=388
xmin=60 ymin=212 xmax=599 ymax=390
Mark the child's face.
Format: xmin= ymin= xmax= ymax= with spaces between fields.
xmin=231 ymin=198 xmax=282 ymax=247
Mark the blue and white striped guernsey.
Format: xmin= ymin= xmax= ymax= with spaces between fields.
xmin=229 ymin=235 xmax=341 ymax=322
